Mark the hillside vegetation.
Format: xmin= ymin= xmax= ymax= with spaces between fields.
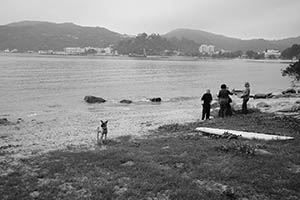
xmin=1 ymin=21 xmax=300 ymax=53
xmin=0 ymin=21 xmax=123 ymax=51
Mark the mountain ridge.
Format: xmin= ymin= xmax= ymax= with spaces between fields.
xmin=0 ymin=21 xmax=299 ymax=52
xmin=164 ymin=28 xmax=300 ymax=51
xmin=0 ymin=21 xmax=123 ymax=51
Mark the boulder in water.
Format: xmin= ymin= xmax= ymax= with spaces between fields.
xmin=120 ymin=99 xmax=132 ymax=104
xmin=84 ymin=96 xmax=106 ymax=103
xmin=150 ymin=97 xmax=162 ymax=102
xmin=0 ymin=118 xmax=19 ymax=126
xmin=0 ymin=118 xmax=10 ymax=125
xmin=269 ymin=92 xmax=284 ymax=99
xmin=253 ymin=93 xmax=272 ymax=99
xmin=282 ymin=88 xmax=296 ymax=94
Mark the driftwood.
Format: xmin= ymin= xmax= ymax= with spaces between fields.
xmin=196 ymin=127 xmax=293 ymax=140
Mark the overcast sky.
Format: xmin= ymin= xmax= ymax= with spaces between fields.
xmin=1 ymin=0 xmax=299 ymax=39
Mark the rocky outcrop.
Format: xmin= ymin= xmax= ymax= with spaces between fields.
xmin=268 ymin=92 xmax=284 ymax=99
xmin=84 ymin=96 xmax=106 ymax=103
xmin=149 ymin=97 xmax=162 ymax=102
xmin=291 ymin=104 xmax=300 ymax=112
xmin=256 ymin=102 xmax=271 ymax=108
xmin=252 ymin=88 xmax=299 ymax=99
xmin=282 ymin=88 xmax=296 ymax=94
xmin=120 ymin=99 xmax=132 ymax=104
xmin=253 ymin=93 xmax=272 ymax=99
xmin=0 ymin=118 xmax=22 ymax=126
xmin=0 ymin=118 xmax=10 ymax=125
xmin=276 ymin=102 xmax=300 ymax=113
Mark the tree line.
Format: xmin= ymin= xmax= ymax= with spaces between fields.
xmin=115 ymin=33 xmax=200 ymax=56
xmin=115 ymin=33 xmax=300 ymax=59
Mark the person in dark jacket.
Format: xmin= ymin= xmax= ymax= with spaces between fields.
xmin=201 ymin=89 xmax=213 ymax=120
xmin=217 ymin=84 xmax=233 ymax=117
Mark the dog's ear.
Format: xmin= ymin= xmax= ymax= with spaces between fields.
xmin=105 ymin=120 xmax=108 ymax=124
xmin=100 ymin=120 xmax=104 ymax=124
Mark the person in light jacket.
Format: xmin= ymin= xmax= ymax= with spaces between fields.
xmin=241 ymin=82 xmax=250 ymax=114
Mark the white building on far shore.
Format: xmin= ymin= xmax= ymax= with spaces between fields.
xmin=264 ymin=49 xmax=281 ymax=59
xmin=199 ymin=44 xmax=215 ymax=55
xmin=64 ymin=46 xmax=118 ymax=55
xmin=64 ymin=47 xmax=85 ymax=55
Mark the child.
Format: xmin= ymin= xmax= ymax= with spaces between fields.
xmin=201 ymin=89 xmax=213 ymax=120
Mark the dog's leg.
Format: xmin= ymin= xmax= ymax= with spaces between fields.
xmin=97 ymin=127 xmax=100 ymax=144
xmin=100 ymin=134 xmax=104 ymax=144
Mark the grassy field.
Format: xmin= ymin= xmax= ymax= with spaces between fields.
xmin=1 ymin=111 xmax=300 ymax=200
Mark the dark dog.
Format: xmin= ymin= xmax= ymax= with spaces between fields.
xmin=97 ymin=120 xmax=108 ymax=144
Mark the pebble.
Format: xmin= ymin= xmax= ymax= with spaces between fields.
xmin=29 ymin=191 xmax=40 ymax=198
xmin=121 ymin=161 xmax=135 ymax=167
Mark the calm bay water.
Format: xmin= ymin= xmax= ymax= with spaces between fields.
xmin=0 ymin=54 xmax=292 ymax=155
xmin=0 ymin=54 xmax=291 ymax=112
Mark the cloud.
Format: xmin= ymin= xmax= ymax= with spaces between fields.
xmin=0 ymin=0 xmax=299 ymax=39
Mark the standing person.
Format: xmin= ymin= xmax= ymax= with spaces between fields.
xmin=226 ymin=86 xmax=233 ymax=116
xmin=201 ymin=89 xmax=213 ymax=120
xmin=217 ymin=84 xmax=233 ymax=117
xmin=241 ymin=82 xmax=250 ymax=114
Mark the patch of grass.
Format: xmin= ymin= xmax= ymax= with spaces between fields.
xmin=217 ymin=141 xmax=256 ymax=155
xmin=1 ymin=111 xmax=300 ymax=199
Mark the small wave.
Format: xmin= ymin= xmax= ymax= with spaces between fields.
xmin=27 ymin=113 xmax=37 ymax=117
xmin=168 ymin=96 xmax=199 ymax=102
xmin=48 ymin=104 xmax=62 ymax=108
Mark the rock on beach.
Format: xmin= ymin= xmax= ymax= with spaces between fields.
xmin=120 ymin=99 xmax=133 ymax=104
xmin=84 ymin=96 xmax=106 ymax=103
xmin=253 ymin=93 xmax=272 ymax=99
xmin=256 ymin=102 xmax=270 ymax=108
xmin=282 ymin=88 xmax=296 ymax=94
xmin=149 ymin=97 xmax=162 ymax=102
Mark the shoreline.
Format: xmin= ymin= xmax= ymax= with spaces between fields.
xmin=1 ymin=52 xmax=296 ymax=63
xmin=1 ymin=94 xmax=300 ymax=160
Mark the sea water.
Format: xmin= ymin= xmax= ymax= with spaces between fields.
xmin=0 ymin=54 xmax=292 ymax=156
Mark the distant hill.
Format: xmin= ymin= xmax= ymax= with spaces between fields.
xmin=0 ymin=21 xmax=123 ymax=51
xmin=1 ymin=21 xmax=300 ymax=53
xmin=164 ymin=28 xmax=300 ymax=52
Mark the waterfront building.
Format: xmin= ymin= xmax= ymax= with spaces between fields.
xmin=199 ymin=44 xmax=215 ymax=55
xmin=199 ymin=45 xmax=208 ymax=54
xmin=264 ymin=49 xmax=281 ymax=59
xmin=64 ymin=47 xmax=85 ymax=55
xmin=208 ymin=45 xmax=215 ymax=54
xmin=38 ymin=50 xmax=53 ymax=55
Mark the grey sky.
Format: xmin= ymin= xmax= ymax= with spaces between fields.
xmin=1 ymin=0 xmax=299 ymax=39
